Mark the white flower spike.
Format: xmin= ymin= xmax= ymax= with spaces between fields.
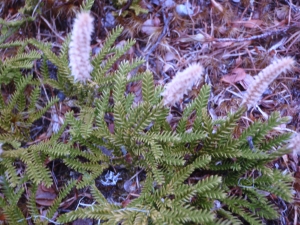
xmin=69 ymin=11 xmax=94 ymax=84
xmin=162 ymin=63 xmax=204 ymax=106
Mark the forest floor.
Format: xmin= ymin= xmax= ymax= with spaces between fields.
xmin=1 ymin=0 xmax=300 ymax=224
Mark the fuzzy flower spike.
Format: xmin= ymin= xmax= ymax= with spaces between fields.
xmin=162 ymin=63 xmax=204 ymax=106
xmin=242 ymin=57 xmax=295 ymax=109
xmin=69 ymin=11 xmax=94 ymax=84
xmin=288 ymin=132 xmax=300 ymax=153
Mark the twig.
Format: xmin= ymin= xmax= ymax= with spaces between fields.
xmin=294 ymin=206 xmax=298 ymax=225
xmin=121 ymin=0 xmax=134 ymax=12
xmin=40 ymin=15 xmax=65 ymax=41
xmin=145 ymin=9 xmax=171 ymax=61
xmin=18 ymin=216 xmax=62 ymax=225
xmin=213 ymin=27 xmax=290 ymax=43
xmin=285 ymin=0 xmax=300 ymax=13
xmin=31 ymin=0 xmax=42 ymax=17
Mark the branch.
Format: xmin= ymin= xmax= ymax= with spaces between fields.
xmin=213 ymin=27 xmax=291 ymax=43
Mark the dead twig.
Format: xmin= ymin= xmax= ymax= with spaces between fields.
xmin=40 ymin=15 xmax=65 ymax=41
xmin=145 ymin=9 xmax=171 ymax=61
xmin=120 ymin=0 xmax=134 ymax=12
xmin=213 ymin=27 xmax=291 ymax=43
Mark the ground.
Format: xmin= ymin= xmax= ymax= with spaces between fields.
xmin=1 ymin=0 xmax=300 ymax=224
